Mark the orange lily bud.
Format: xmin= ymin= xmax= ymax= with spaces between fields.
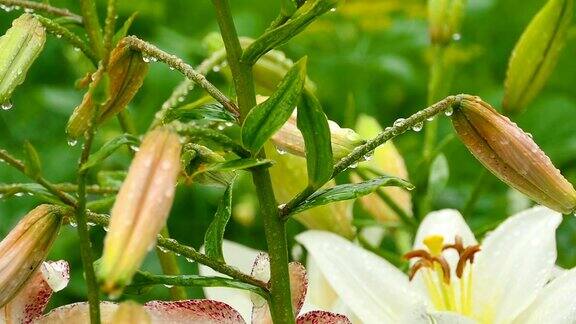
xmin=452 ymin=95 xmax=576 ymax=214
xmin=99 ymin=128 xmax=182 ymax=295
xmin=0 ymin=205 xmax=62 ymax=307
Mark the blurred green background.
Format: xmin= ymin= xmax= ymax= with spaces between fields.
xmin=1 ymin=0 xmax=576 ymax=310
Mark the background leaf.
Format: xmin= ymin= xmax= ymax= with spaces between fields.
xmin=80 ymin=134 xmax=140 ymax=172
xmin=203 ymin=181 xmax=234 ymax=262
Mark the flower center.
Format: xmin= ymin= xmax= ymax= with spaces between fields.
xmin=404 ymin=235 xmax=481 ymax=315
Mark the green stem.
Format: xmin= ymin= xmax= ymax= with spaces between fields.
xmin=76 ymin=125 xmax=101 ymax=324
xmin=0 ymin=0 xmax=83 ymax=23
xmin=211 ymin=0 xmax=294 ymax=322
xmin=280 ymin=95 xmax=462 ymax=218
xmin=79 ymin=0 xmax=104 ymax=58
xmin=102 ymin=0 xmax=117 ymax=66
xmin=155 ymin=227 xmax=188 ymax=300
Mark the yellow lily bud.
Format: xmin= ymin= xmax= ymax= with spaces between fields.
xmin=0 ymin=205 xmax=62 ymax=307
xmin=0 ymin=14 xmax=45 ymax=108
xmin=271 ymin=110 xmax=365 ymax=161
xmin=352 ymin=115 xmax=412 ymax=222
xmin=99 ymin=128 xmax=182 ymax=295
xmin=265 ymin=143 xmax=355 ymax=238
xmin=113 ymin=301 xmax=151 ymax=324
xmin=452 ymin=95 xmax=576 ymax=214
xmin=67 ymin=38 xmax=149 ymax=138
xmin=428 ymin=0 xmax=465 ymax=46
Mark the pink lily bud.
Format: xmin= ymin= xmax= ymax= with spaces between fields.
xmin=99 ymin=128 xmax=182 ymax=295
xmin=0 ymin=205 xmax=62 ymax=307
xmin=452 ymin=95 xmax=576 ymax=214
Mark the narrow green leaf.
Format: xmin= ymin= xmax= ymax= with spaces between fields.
xmin=164 ymin=103 xmax=237 ymax=124
xmin=195 ymin=158 xmax=274 ymax=176
xmin=22 ymin=141 xmax=42 ymax=179
xmin=503 ymin=0 xmax=573 ymax=113
xmin=292 ymin=175 xmax=414 ymax=215
xmin=297 ymin=91 xmax=333 ymax=187
xmin=127 ymin=271 xmax=267 ymax=298
xmin=242 ymin=57 xmax=307 ymax=153
xmin=113 ymin=12 xmax=138 ymax=45
xmin=204 ymin=182 xmax=234 ymax=262
xmin=97 ymin=170 xmax=127 ymax=189
xmin=81 ymin=134 xmax=140 ymax=172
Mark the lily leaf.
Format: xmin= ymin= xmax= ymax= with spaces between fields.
xmin=242 ymin=57 xmax=307 ymax=153
xmin=22 ymin=141 xmax=42 ymax=179
xmin=291 ymin=176 xmax=414 ymax=215
xmin=204 ymin=181 xmax=234 ymax=262
xmin=81 ymin=134 xmax=140 ymax=172
xmin=297 ymin=91 xmax=333 ymax=187
xmin=164 ymin=103 xmax=237 ymax=124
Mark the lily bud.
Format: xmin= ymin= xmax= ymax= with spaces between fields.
xmin=428 ymin=0 xmax=465 ymax=46
xmin=503 ymin=0 xmax=573 ymax=114
xmin=99 ymin=128 xmax=182 ymax=295
xmin=113 ymin=301 xmax=151 ymax=324
xmin=0 ymin=205 xmax=62 ymax=307
xmin=0 ymin=14 xmax=46 ymax=107
xmin=67 ymin=38 xmax=148 ymax=138
xmin=265 ymin=143 xmax=355 ymax=238
xmin=271 ymin=110 xmax=365 ymax=161
xmin=452 ymin=95 xmax=576 ymax=214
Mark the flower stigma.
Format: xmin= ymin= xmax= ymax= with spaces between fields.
xmin=404 ymin=235 xmax=481 ymax=316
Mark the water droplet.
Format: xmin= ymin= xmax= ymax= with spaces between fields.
xmin=363 ymin=151 xmax=374 ymax=161
xmin=1 ymin=101 xmax=13 ymax=110
xmin=412 ymin=122 xmax=424 ymax=132
xmin=212 ymin=65 xmax=221 ymax=72
xmin=217 ymin=124 xmax=226 ymax=131
xmin=393 ymin=118 xmax=405 ymax=127
xmin=225 ymin=121 xmax=234 ymax=127
xmin=426 ymin=116 xmax=435 ymax=122
xmin=24 ymin=8 xmax=34 ymax=13
xmin=73 ymin=47 xmax=80 ymax=52
xmin=67 ymin=139 xmax=78 ymax=147
xmin=142 ymin=54 xmax=151 ymax=63
xmin=349 ymin=162 xmax=358 ymax=169
xmin=14 ymin=192 xmax=24 ymax=197
xmin=69 ymin=221 xmax=77 ymax=228
xmin=169 ymin=66 xmax=175 ymax=70
xmin=130 ymin=145 xmax=140 ymax=152
xmin=185 ymin=257 xmax=195 ymax=263
xmin=163 ymin=284 xmax=174 ymax=288
xmin=56 ymin=34 xmax=62 ymax=39
xmin=276 ymin=147 xmax=287 ymax=155
xmin=452 ymin=33 xmax=461 ymax=41
xmin=526 ymin=132 xmax=533 ymax=139
xmin=330 ymin=7 xmax=337 ymax=12
xmin=444 ymin=107 xmax=454 ymax=116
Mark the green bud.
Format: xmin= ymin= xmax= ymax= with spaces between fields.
xmin=503 ymin=0 xmax=573 ymax=114
xmin=0 ymin=14 xmax=45 ymax=108
xmin=428 ymin=0 xmax=465 ymax=46
xmin=452 ymin=95 xmax=576 ymax=214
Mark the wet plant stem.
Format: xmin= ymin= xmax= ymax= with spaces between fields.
xmin=280 ymin=95 xmax=462 ymax=219
xmin=102 ymin=0 xmax=117 ymax=67
xmin=123 ymin=36 xmax=239 ymax=118
xmin=0 ymin=0 xmax=83 ymax=23
xmin=212 ymin=0 xmax=294 ymax=322
xmin=76 ymin=126 xmax=101 ymax=324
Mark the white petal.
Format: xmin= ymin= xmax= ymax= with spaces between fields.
xmin=40 ymin=261 xmax=70 ymax=292
xmin=297 ymin=231 xmax=427 ymax=323
xmin=199 ymin=240 xmax=261 ymax=322
xmin=513 ymin=268 xmax=576 ymax=324
xmin=427 ymin=312 xmax=478 ymax=324
xmin=472 ymin=206 xmax=562 ymax=323
xmin=414 ymin=209 xmax=477 ymax=249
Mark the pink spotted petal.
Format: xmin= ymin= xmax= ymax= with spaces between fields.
xmin=38 ymin=301 xmax=118 ymax=323
xmin=0 ymin=260 xmax=69 ymax=324
xmin=297 ymin=311 xmax=352 ymax=324
xmin=144 ymin=300 xmax=245 ymax=324
xmin=251 ymin=253 xmax=308 ymax=324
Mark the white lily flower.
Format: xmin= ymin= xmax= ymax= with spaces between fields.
xmin=297 ymin=206 xmax=574 ymax=323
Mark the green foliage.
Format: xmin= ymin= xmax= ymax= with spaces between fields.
xmin=204 ymin=182 xmax=234 ymax=262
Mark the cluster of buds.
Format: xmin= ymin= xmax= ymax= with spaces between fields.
xmin=0 ymin=205 xmax=63 ymax=307
xmin=451 ymin=95 xmax=576 ymax=214
xmin=428 ymin=0 xmax=465 ymax=46
xmin=67 ymin=38 xmax=149 ymax=138
xmin=0 ymin=14 xmax=45 ymax=108
xmin=99 ymin=128 xmax=182 ymax=295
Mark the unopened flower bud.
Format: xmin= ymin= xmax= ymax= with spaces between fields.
xmin=0 ymin=14 xmax=46 ymax=107
xmin=503 ymin=0 xmax=573 ymax=114
xmin=67 ymin=38 xmax=149 ymax=138
xmin=428 ymin=0 xmax=465 ymax=46
xmin=452 ymin=95 xmax=576 ymax=213
xmin=0 ymin=205 xmax=62 ymax=307
xmin=271 ymin=110 xmax=365 ymax=161
xmin=113 ymin=301 xmax=151 ymax=324
xmin=99 ymin=128 xmax=182 ymax=295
